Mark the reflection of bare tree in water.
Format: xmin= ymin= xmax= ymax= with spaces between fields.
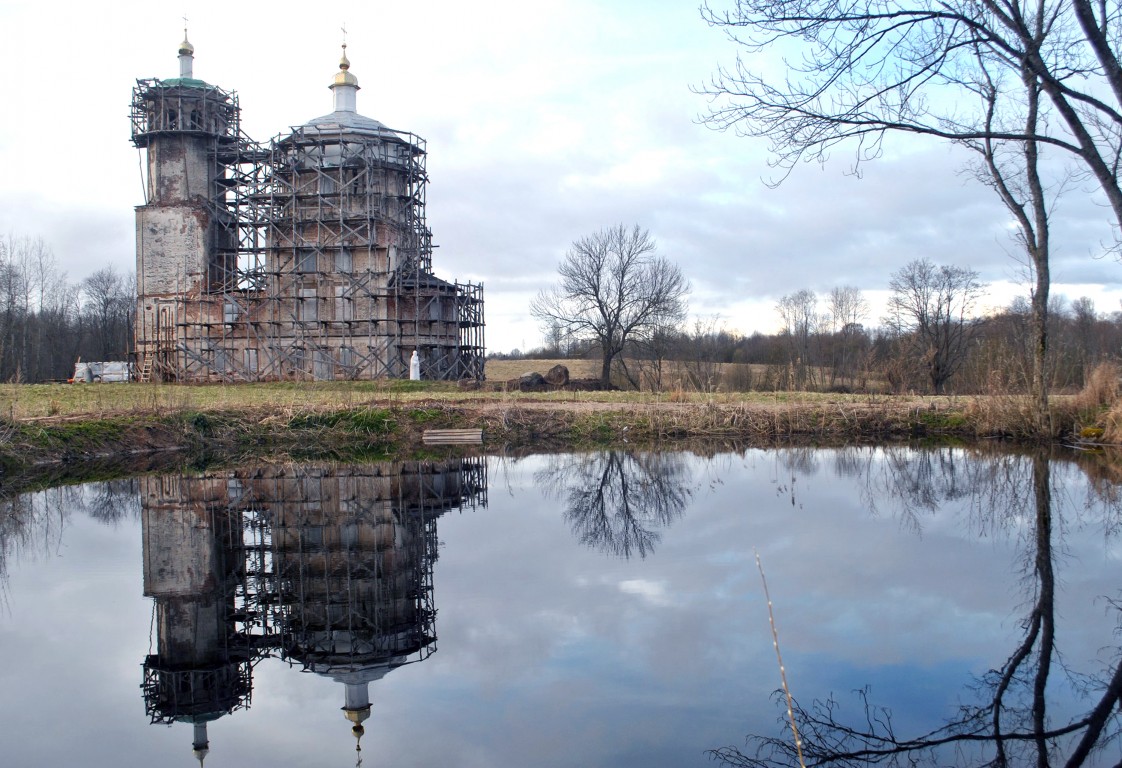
xmin=84 ymin=479 xmax=140 ymax=523
xmin=0 ymin=481 xmax=139 ymax=591
xmin=0 ymin=491 xmax=38 ymax=605
xmin=839 ymin=446 xmax=979 ymax=535
xmin=713 ymin=448 xmax=1122 ymax=767
xmin=536 ymin=451 xmax=693 ymax=559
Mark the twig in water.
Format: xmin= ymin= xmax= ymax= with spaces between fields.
xmin=756 ymin=548 xmax=806 ymax=768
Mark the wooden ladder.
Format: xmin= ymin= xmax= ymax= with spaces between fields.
xmin=138 ymin=356 xmax=153 ymax=383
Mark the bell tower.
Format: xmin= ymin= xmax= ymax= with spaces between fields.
xmin=130 ymin=31 xmax=241 ymax=380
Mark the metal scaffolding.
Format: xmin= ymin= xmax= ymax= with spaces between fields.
xmin=233 ymin=460 xmax=488 ymax=668
xmin=140 ymin=459 xmax=488 ymax=728
xmin=131 ymin=73 xmax=485 ymax=384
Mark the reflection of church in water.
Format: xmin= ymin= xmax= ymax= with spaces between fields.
xmin=139 ymin=459 xmax=486 ymax=763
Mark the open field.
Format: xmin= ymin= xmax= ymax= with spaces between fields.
xmin=484 ymin=357 xmax=892 ymax=393
xmin=484 ymin=358 xmax=601 ymax=382
xmin=2 ymin=378 xmax=943 ymax=422
xmin=0 ymin=362 xmax=1114 ymax=478
xmin=0 ymin=359 xmax=883 ymax=423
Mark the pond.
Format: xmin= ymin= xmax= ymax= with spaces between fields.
xmin=0 ymin=446 xmax=1120 ymax=767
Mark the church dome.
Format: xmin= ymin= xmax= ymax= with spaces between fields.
xmin=298 ymin=44 xmax=395 ymax=138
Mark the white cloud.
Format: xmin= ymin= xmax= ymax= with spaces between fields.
xmin=618 ymin=578 xmax=672 ymax=606
xmin=1 ymin=0 xmax=1119 ymax=353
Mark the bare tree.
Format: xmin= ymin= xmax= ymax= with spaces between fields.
xmin=885 ymin=259 xmax=985 ymax=394
xmin=625 ymin=323 xmax=678 ymax=392
xmin=698 ymin=0 xmax=1122 ymax=432
xmin=682 ymin=314 xmax=726 ymax=393
xmin=81 ymin=266 xmax=134 ymax=361
xmin=1071 ymin=296 xmax=1099 ymax=385
xmin=542 ymin=319 xmax=565 ymax=357
xmin=23 ymin=237 xmax=76 ymax=381
xmin=960 ymin=32 xmax=1058 ymax=431
xmin=531 ymin=225 xmax=690 ymax=387
xmin=776 ymin=289 xmax=821 ymax=390
xmin=698 ymin=1 xmax=1122 ymax=219
xmin=826 ymin=286 xmax=870 ymax=388
xmin=0 ymin=234 xmax=32 ymax=380
xmin=0 ymin=233 xmax=142 ymax=381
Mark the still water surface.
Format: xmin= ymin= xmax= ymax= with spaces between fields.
xmin=1 ymin=447 xmax=1120 ymax=767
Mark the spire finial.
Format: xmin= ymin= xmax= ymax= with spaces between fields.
xmin=339 ymin=24 xmax=351 ymax=70
xmin=180 ymin=14 xmax=192 ymax=49
xmin=331 ymin=26 xmax=360 ymax=104
xmin=178 ymin=16 xmax=195 ymax=78
xmin=353 ymin=723 xmax=364 ymax=767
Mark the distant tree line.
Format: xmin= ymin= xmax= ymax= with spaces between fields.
xmin=0 ymin=235 xmax=134 ymax=382
xmin=515 ymin=256 xmax=1121 ymax=396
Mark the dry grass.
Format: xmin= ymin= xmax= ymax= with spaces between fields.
xmin=1082 ymin=363 xmax=1122 ymax=443
xmin=484 ymin=358 xmax=888 ymax=394
xmin=0 ymin=376 xmax=1102 ymax=473
xmin=962 ymin=394 xmax=1040 ymax=438
xmin=1076 ymin=362 xmax=1121 ymax=412
xmin=950 ymin=362 xmax=1122 ymax=442
xmin=484 ymin=358 xmax=600 ymax=382
xmin=0 ymin=377 xmax=953 ymax=424
xmin=0 ymin=381 xmax=450 ymax=421
xmin=5 ymin=359 xmax=1114 ymax=449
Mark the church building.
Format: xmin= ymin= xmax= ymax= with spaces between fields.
xmin=131 ymin=33 xmax=484 ymax=382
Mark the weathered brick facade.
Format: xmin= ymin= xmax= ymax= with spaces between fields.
xmin=132 ymin=39 xmax=484 ymax=382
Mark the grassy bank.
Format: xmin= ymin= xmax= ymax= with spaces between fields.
xmin=0 ymin=378 xmax=1116 ymax=477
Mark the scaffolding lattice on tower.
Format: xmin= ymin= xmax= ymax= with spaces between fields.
xmin=138 ymin=457 xmax=488 ymax=756
xmin=132 ymin=37 xmax=484 ymax=383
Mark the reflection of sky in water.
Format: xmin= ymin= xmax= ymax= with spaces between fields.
xmin=0 ymin=448 xmax=1119 ymax=766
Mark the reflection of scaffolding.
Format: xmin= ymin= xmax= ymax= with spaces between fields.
xmin=139 ymin=458 xmax=487 ymax=741
xmin=141 ymin=663 xmax=254 ymax=726
xmin=131 ymin=42 xmax=485 ymax=383
xmin=139 ymin=474 xmax=257 ymax=729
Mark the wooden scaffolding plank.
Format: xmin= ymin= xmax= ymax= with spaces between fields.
xmin=422 ymin=429 xmax=483 ymax=445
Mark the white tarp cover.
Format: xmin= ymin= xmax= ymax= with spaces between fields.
xmin=73 ymin=361 xmax=131 ymax=383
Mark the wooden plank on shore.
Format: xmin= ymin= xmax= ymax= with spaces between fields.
xmin=422 ymin=428 xmax=483 ymax=445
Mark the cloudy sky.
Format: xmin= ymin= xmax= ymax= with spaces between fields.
xmin=2 ymin=0 xmax=1120 ymax=352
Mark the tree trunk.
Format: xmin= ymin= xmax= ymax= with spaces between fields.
xmin=1031 ymin=270 xmax=1050 ymax=437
